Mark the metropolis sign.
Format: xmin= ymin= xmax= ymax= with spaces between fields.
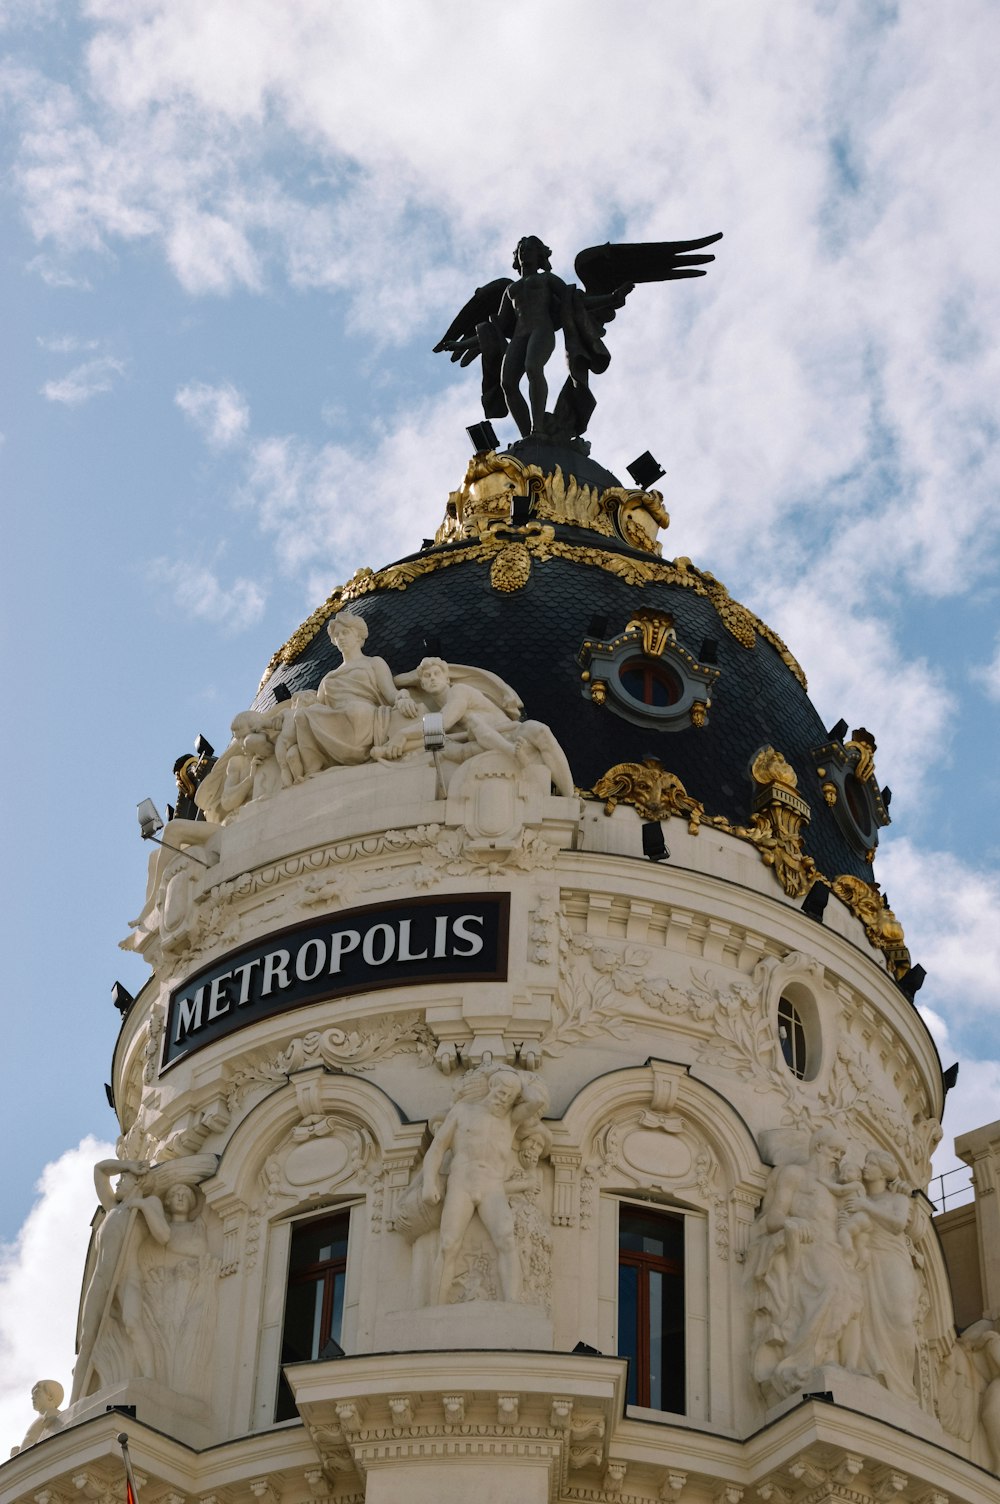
xmin=161 ymin=892 xmax=509 ymax=1072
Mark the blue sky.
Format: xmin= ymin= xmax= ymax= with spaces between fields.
xmin=2 ymin=0 xmax=1000 ymax=1445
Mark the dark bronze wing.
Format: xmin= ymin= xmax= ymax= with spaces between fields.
xmin=433 ymin=277 xmax=513 ymax=363
xmin=574 ymin=234 xmax=723 ymax=299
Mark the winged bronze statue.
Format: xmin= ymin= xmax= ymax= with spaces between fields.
xmin=434 ymin=232 xmax=722 ymax=443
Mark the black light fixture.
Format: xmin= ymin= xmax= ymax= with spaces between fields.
xmin=423 ymin=634 xmax=441 ymax=656
xmin=111 ymin=981 xmax=135 ymax=1016
xmin=942 ymin=1061 xmax=960 ymax=1096
xmin=801 ymin=882 xmax=830 ymax=922
xmin=194 ymin=733 xmax=215 ymax=759
xmin=165 ymin=802 xmax=176 ymax=822
xmin=699 ymin=636 xmax=718 ymax=664
xmin=641 ymin=821 xmax=669 ymax=861
xmin=881 ymin=785 xmax=892 ymax=809
xmin=587 ymin=614 xmax=609 ymax=638
xmin=510 ymin=494 xmax=532 ymax=525
xmin=104 ymin=1082 xmax=115 ymax=1109
xmin=827 ymin=718 xmax=848 ymax=742
xmin=421 ymin=538 xmax=434 ymax=550
xmin=272 ymin=682 xmax=292 ymax=703
xmin=626 ymin=450 xmax=665 ymax=490
xmin=467 ymin=421 xmax=498 ymax=453
xmin=318 ymin=1337 xmax=346 ymax=1360
xmin=572 ymin=1340 xmax=602 ymax=1356
xmin=897 ymin=963 xmax=927 ymax=1002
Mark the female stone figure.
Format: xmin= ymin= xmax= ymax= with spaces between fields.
xmin=138 ymin=1180 xmax=219 ymax=1401
xmin=289 ymin=613 xmax=417 ymax=774
xmin=850 ymin=1150 xmax=920 ymax=1398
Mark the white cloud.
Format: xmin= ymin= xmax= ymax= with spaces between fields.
xmin=878 ymin=837 xmax=1000 ymax=1045
xmin=40 ymin=354 xmax=126 ymax=404
xmin=175 ymin=379 xmax=250 ymax=450
xmin=37 ymin=333 xmax=101 ymax=354
xmin=0 ymin=1136 xmax=115 ymax=1459
xmin=972 ymin=635 xmax=1000 ymax=702
xmin=148 ymin=556 xmax=267 ymax=633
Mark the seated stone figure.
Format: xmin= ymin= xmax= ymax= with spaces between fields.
xmin=373 ymin=656 xmax=574 ymax=796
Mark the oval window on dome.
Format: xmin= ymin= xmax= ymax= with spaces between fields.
xmin=844 ymin=773 xmax=873 ymax=840
xmin=618 ymin=658 xmax=682 ymax=708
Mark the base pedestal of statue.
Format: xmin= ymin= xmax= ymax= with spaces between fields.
xmin=66 ymin=1378 xmax=214 ymax=1449
xmin=766 ymin=1367 xmax=945 ymax=1442
xmin=375 ymin=1300 xmax=554 ymax=1352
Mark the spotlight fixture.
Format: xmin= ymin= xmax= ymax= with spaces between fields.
xmin=137 ymin=798 xmax=164 ymax=840
xmin=104 ymin=1082 xmax=115 ymax=1110
xmin=318 ymin=1337 xmax=346 ymax=1360
xmin=165 ymin=803 xmax=176 ymax=822
xmin=422 ymin=712 xmax=446 ymax=752
xmin=897 ymin=963 xmax=927 ymax=1002
xmin=467 ymin=421 xmax=498 ymax=453
xmin=572 ymin=1340 xmax=602 ymax=1356
xmin=801 ymin=882 xmax=830 ymax=922
xmin=881 ymin=785 xmax=892 ymax=809
xmin=827 ymin=718 xmax=848 ymax=742
xmin=641 ymin=821 xmax=669 ymax=862
xmin=194 ymin=733 xmax=215 ymax=759
xmin=626 ymin=450 xmax=665 ymax=490
xmin=421 ymin=538 xmax=434 ymax=550
xmin=137 ymin=798 xmax=213 ymax=866
xmin=510 ymin=494 xmax=532 ymax=525
xmin=272 ymin=682 xmax=292 ymax=703
xmin=699 ymin=637 xmax=718 ymax=664
xmin=111 ymin=981 xmax=135 ymax=1016
xmin=942 ymin=1061 xmax=960 ymax=1096
xmin=423 ymin=634 xmax=442 ymax=656
xmin=587 ymin=614 xmax=608 ymax=638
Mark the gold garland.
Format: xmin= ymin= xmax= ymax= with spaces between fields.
xmin=258 ymin=532 xmax=807 ymax=691
xmin=582 ymin=760 xmax=906 ymax=975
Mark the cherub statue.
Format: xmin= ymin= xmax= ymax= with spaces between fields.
xmin=9 ymin=1380 xmax=64 ymax=1455
xmin=435 ymin=232 xmax=722 ymax=441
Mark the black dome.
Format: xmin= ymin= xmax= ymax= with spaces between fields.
xmin=254 ymin=515 xmax=874 ymax=887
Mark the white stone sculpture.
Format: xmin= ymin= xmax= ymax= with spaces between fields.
xmin=137 ymin=1179 xmax=219 ymax=1402
xmin=420 ymin=1065 xmax=549 ymax=1306
xmin=285 ymin=612 xmax=418 ymax=776
xmin=748 ymin=1127 xmax=864 ymax=1402
xmin=851 ymin=1150 xmax=920 ymax=1398
xmin=71 ymin=1158 xmax=161 ymax=1401
xmin=72 ymin=1154 xmax=217 ymax=1402
xmin=374 ymin=655 xmax=574 ymax=796
xmin=8 ymin=1380 xmax=64 ymax=1456
xmin=506 ymin=1125 xmax=554 ymax=1309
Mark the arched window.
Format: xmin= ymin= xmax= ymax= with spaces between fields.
xmin=617 ymin=1205 xmax=685 ymax=1412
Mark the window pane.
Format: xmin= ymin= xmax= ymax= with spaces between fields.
xmin=619 ymin=1207 xmax=684 ymax=1261
xmin=618 ymin=1205 xmax=685 ymax=1413
xmin=289 ymin=1214 xmax=350 ymax=1272
xmin=618 ymin=1263 xmax=639 ymax=1406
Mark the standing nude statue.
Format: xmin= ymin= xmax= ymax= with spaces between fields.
xmin=421 ymin=1067 xmax=543 ymax=1306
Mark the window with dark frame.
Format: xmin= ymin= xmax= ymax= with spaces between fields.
xmin=617 ymin=1204 xmax=685 ymax=1412
xmin=777 ymin=994 xmax=808 ymax=1079
xmin=275 ymin=1210 xmax=350 ymax=1422
xmin=618 ymin=657 xmax=683 ymax=707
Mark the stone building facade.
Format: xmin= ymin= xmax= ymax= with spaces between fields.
xmin=4 ymin=440 xmax=1000 ymax=1504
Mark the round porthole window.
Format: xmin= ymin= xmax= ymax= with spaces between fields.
xmin=619 ymin=658 xmax=682 ymax=708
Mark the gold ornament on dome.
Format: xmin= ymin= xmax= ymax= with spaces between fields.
xmin=581 ymin=752 xmax=909 ymax=975
xmin=258 ymin=490 xmax=806 ymax=692
xmin=589 ymin=758 xmax=705 ymax=829
xmin=624 ymin=609 xmax=676 ymax=657
xmin=845 ymin=726 xmax=877 ymax=783
xmin=490 ymin=542 xmax=533 ymax=593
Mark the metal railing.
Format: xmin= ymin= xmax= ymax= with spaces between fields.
xmin=928 ymin=1162 xmax=974 ymax=1213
